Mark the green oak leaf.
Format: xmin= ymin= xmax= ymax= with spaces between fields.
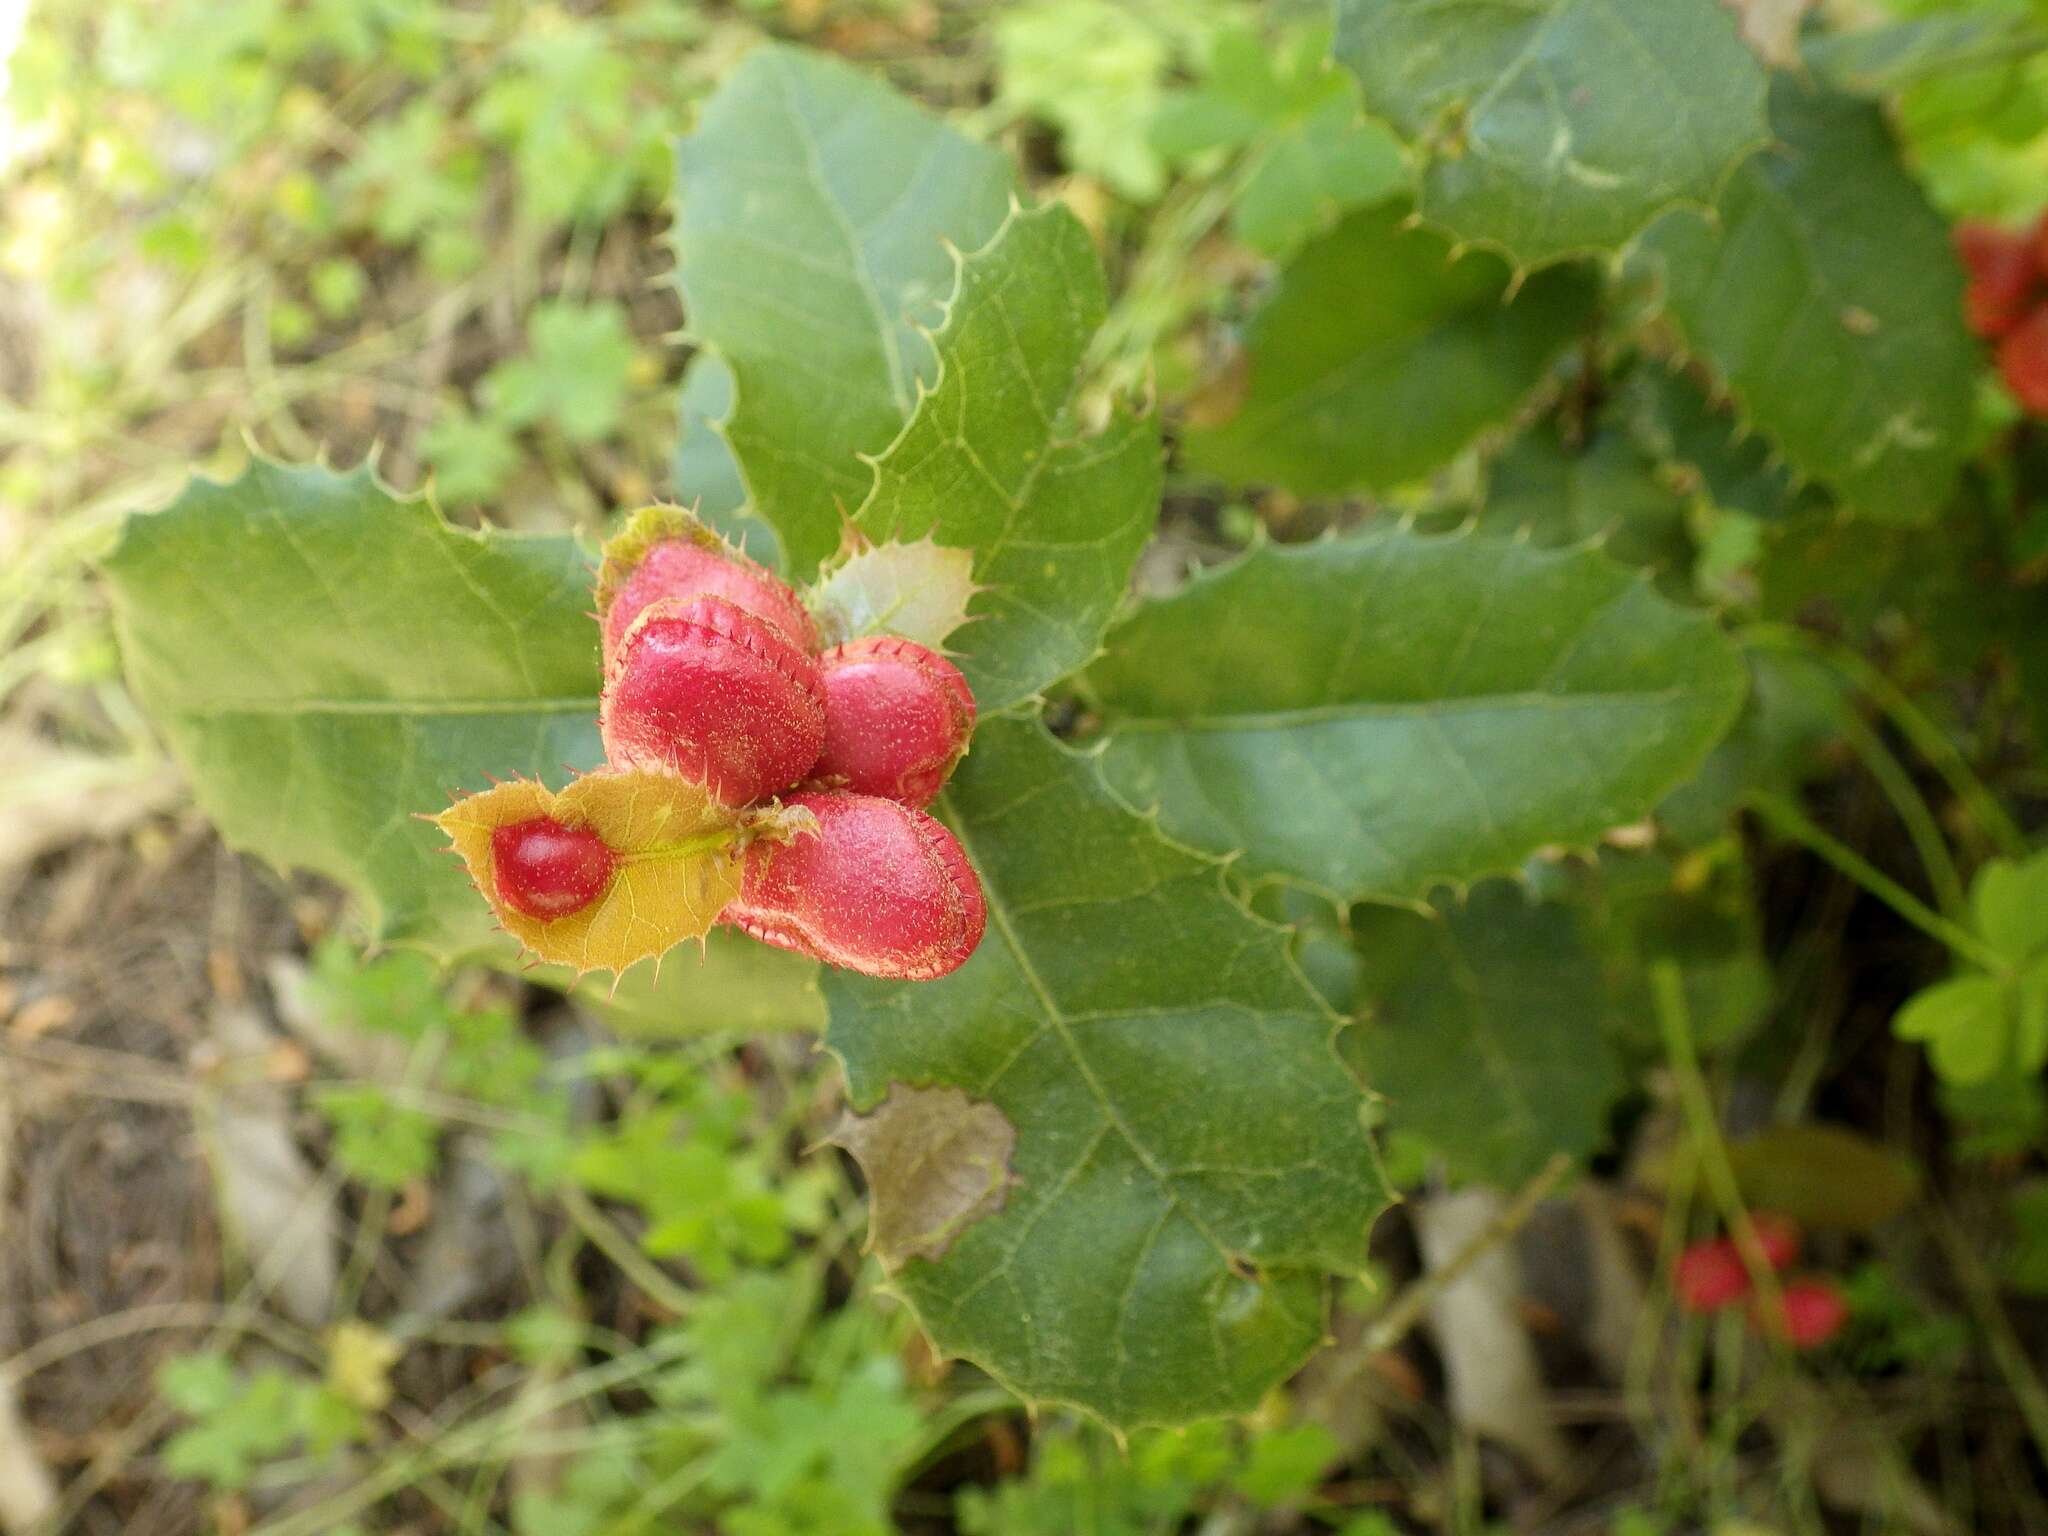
xmin=1805 ymin=14 xmax=2046 ymax=96
xmin=1181 ymin=204 xmax=1596 ymax=497
xmin=1633 ymin=80 xmax=1975 ymax=525
xmin=1083 ymin=530 xmax=1746 ymax=903
xmin=104 ymin=459 xmax=601 ymax=955
xmin=1471 ymin=423 xmax=1693 ymax=582
xmin=854 ymin=203 xmax=1163 ymax=713
xmin=1619 ymin=366 xmax=1829 ymax=523
xmin=1333 ymin=0 xmax=1769 ymax=268
xmin=672 ymin=352 xmax=778 ymax=566
xmin=671 ymin=44 xmax=1014 ymax=579
xmin=824 ymin=717 xmax=1389 ymax=1429
xmin=1345 ymin=881 xmax=1627 ymax=1186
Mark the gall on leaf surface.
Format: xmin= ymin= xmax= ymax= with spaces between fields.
xmin=670 ymin=43 xmax=1014 ymax=580
xmin=1632 ymin=79 xmax=1975 ymax=525
xmin=853 ymin=201 xmax=1163 ymax=714
xmin=1083 ymin=529 xmax=1747 ymax=905
xmin=595 ymin=504 xmax=819 ymax=656
xmin=102 ymin=458 xmax=601 ymax=959
xmin=1333 ymin=0 xmax=1769 ymax=268
xmin=1181 ymin=203 xmax=1597 ymax=498
xmin=436 ymin=770 xmax=809 ymax=977
xmin=822 ymin=716 xmax=1392 ymax=1430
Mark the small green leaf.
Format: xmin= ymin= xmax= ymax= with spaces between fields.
xmin=995 ymin=0 xmax=1172 ymax=200
xmin=1153 ymin=24 xmax=1407 ymax=256
xmin=825 ymin=717 xmax=1390 ymax=1430
xmin=1333 ymin=0 xmax=1769 ymax=267
xmin=854 ymin=203 xmax=1163 ymax=713
xmin=103 ymin=460 xmax=600 ymax=957
xmin=1894 ymin=975 xmax=2012 ymax=1086
xmin=671 ymin=44 xmax=1014 ymax=578
xmin=1085 ymin=531 xmax=1746 ymax=902
xmin=422 ymin=404 xmax=520 ymax=505
xmin=1345 ymin=882 xmax=1628 ymax=1186
xmin=1181 ymin=204 xmax=1596 ymax=496
xmin=1971 ymin=850 xmax=2048 ymax=965
xmin=483 ymin=300 xmax=638 ymax=444
xmin=1633 ymin=80 xmax=1975 ymax=525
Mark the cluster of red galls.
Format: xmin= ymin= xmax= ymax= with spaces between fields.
xmin=1956 ymin=215 xmax=2048 ymax=415
xmin=1673 ymin=1213 xmax=1847 ymax=1350
xmin=491 ymin=522 xmax=987 ymax=981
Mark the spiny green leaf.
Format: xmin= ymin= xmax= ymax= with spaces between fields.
xmin=672 ymin=352 xmax=775 ymax=565
xmin=1633 ymin=80 xmax=1975 ymax=525
xmin=824 ymin=717 xmax=1390 ymax=1430
xmin=103 ymin=459 xmax=601 ymax=956
xmin=1085 ymin=530 xmax=1747 ymax=903
xmin=671 ymin=44 xmax=1014 ymax=579
xmin=855 ymin=203 xmax=1163 ymax=713
xmin=1805 ymin=13 xmax=2047 ymax=96
xmin=1346 ymin=881 xmax=1628 ymax=1186
xmin=1181 ymin=204 xmax=1596 ymax=497
xmin=1619 ymin=366 xmax=1828 ymax=523
xmin=1333 ymin=0 xmax=1769 ymax=268
xmin=1472 ymin=423 xmax=1693 ymax=582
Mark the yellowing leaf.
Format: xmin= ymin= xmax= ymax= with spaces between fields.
xmin=435 ymin=769 xmax=780 ymax=977
xmin=810 ymin=537 xmax=980 ymax=653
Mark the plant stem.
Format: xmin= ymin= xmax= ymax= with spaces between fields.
xmin=1835 ymin=710 xmax=1968 ymax=919
xmin=1650 ymin=963 xmax=1787 ymax=1336
xmin=559 ymin=1186 xmax=698 ymax=1319
xmin=1749 ymin=795 xmax=2008 ymax=975
xmin=1744 ymin=623 xmax=2028 ymax=859
xmin=1930 ymin=1199 xmax=2048 ymax=1473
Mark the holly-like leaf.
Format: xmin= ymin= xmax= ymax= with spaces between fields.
xmin=1181 ymin=204 xmax=1596 ymax=497
xmin=1345 ymin=882 xmax=1627 ymax=1186
xmin=1620 ymin=365 xmax=1828 ymax=522
xmin=1805 ymin=13 xmax=2046 ymax=96
xmin=810 ymin=537 xmax=980 ymax=652
xmin=854 ymin=203 xmax=1163 ymax=713
xmin=103 ymin=459 xmax=602 ymax=957
xmin=434 ymin=771 xmax=802 ymax=977
xmin=671 ymin=44 xmax=1014 ymax=579
xmin=824 ymin=717 xmax=1389 ymax=1429
xmin=1084 ymin=531 xmax=1746 ymax=902
xmin=1332 ymin=0 xmax=1769 ymax=268
xmin=672 ymin=352 xmax=777 ymax=565
xmin=1633 ymin=81 xmax=1975 ymax=525
xmin=1472 ymin=423 xmax=1693 ymax=581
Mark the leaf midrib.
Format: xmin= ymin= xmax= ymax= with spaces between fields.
xmin=156 ymin=696 xmax=598 ymax=718
xmin=1099 ymin=684 xmax=1714 ymax=734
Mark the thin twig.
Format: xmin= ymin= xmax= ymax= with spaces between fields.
xmin=1929 ymin=1200 xmax=2048 ymax=1473
xmin=1364 ymin=1152 xmax=1573 ymax=1354
xmin=1750 ymin=795 xmax=2008 ymax=975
